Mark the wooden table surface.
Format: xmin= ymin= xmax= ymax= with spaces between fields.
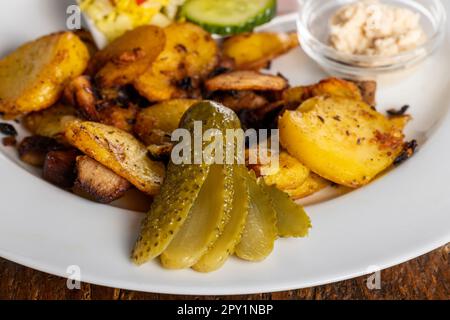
xmin=0 ymin=245 xmax=448 ymax=300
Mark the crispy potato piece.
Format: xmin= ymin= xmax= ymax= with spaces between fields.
xmin=206 ymin=71 xmax=288 ymax=92
xmin=147 ymin=143 xmax=173 ymax=162
xmin=0 ymin=32 xmax=90 ymax=116
xmin=211 ymin=91 xmax=268 ymax=112
xmin=23 ymin=103 xmax=78 ymax=140
xmin=352 ymin=80 xmax=377 ymax=106
xmin=74 ymin=29 xmax=98 ymax=57
xmin=63 ymin=75 xmax=98 ymax=121
xmin=134 ymin=99 xmax=198 ymax=145
xmin=65 ymin=121 xmax=165 ymax=195
xmin=223 ymin=32 xmax=299 ymax=70
xmin=279 ymin=96 xmax=408 ymax=187
xmin=253 ymin=151 xmax=310 ymax=191
xmin=73 ymin=156 xmax=132 ymax=204
xmin=64 ymin=76 xmax=139 ymax=132
xmin=285 ymin=173 xmax=329 ymax=200
xmin=91 ymin=26 xmax=166 ymax=88
xmin=310 ymin=78 xmax=362 ymax=100
xmin=18 ymin=136 xmax=65 ymax=167
xmin=134 ymin=23 xmax=219 ymax=101
xmin=97 ymin=104 xmax=139 ymax=133
xmin=282 ymin=78 xmax=363 ymax=108
xmin=43 ymin=150 xmax=79 ymax=189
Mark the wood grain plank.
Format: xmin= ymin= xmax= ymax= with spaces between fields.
xmin=0 ymin=245 xmax=448 ymax=300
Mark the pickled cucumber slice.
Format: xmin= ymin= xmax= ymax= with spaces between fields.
xmin=235 ymin=171 xmax=277 ymax=262
xmin=132 ymin=101 xmax=241 ymax=264
xmin=193 ymin=165 xmax=249 ymax=272
xmin=160 ymin=165 xmax=233 ymax=269
xmin=260 ymin=181 xmax=311 ymax=238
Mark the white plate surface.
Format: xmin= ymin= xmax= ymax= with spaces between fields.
xmin=0 ymin=0 xmax=449 ymax=295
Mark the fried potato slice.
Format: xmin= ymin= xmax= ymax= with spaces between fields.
xmin=285 ymin=173 xmax=329 ymax=200
xmin=206 ymin=71 xmax=288 ymax=92
xmin=73 ymin=156 xmax=132 ymax=204
xmin=0 ymin=32 xmax=90 ymax=116
xmin=23 ymin=103 xmax=78 ymax=141
xmin=254 ymin=151 xmax=310 ymax=191
xmin=134 ymin=23 xmax=219 ymax=101
xmin=65 ymin=121 xmax=165 ymax=195
xmin=279 ymin=96 xmax=408 ymax=187
xmin=97 ymin=104 xmax=139 ymax=133
xmin=282 ymin=78 xmax=363 ymax=108
xmin=223 ymin=32 xmax=299 ymax=70
xmin=134 ymin=99 xmax=198 ymax=146
xmin=91 ymin=26 xmax=166 ymax=88
xmin=210 ymin=90 xmax=268 ymax=112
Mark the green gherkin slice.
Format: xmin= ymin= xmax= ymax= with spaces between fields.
xmin=132 ymin=101 xmax=241 ymax=265
xmin=235 ymin=171 xmax=278 ymax=262
xmin=193 ymin=165 xmax=249 ymax=272
xmin=160 ymin=165 xmax=234 ymax=269
xmin=260 ymin=181 xmax=311 ymax=238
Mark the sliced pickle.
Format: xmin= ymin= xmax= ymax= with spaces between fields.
xmin=260 ymin=181 xmax=312 ymax=238
xmin=193 ymin=165 xmax=249 ymax=272
xmin=235 ymin=171 xmax=278 ymax=262
xmin=160 ymin=165 xmax=234 ymax=269
xmin=132 ymin=101 xmax=241 ymax=265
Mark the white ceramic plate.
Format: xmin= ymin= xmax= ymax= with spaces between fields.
xmin=0 ymin=0 xmax=449 ymax=295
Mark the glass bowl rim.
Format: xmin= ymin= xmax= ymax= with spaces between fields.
xmin=296 ymin=0 xmax=448 ymax=68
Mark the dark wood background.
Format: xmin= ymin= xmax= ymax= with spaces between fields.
xmin=0 ymin=245 xmax=448 ymax=300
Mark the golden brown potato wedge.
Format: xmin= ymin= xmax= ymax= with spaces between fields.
xmin=73 ymin=156 xmax=132 ymax=204
xmin=223 ymin=32 xmax=299 ymax=70
xmin=97 ymin=104 xmax=139 ymax=133
xmin=23 ymin=103 xmax=78 ymax=141
xmin=91 ymin=26 xmax=166 ymax=88
xmin=63 ymin=75 xmax=98 ymax=121
xmin=134 ymin=23 xmax=219 ymax=102
xmin=285 ymin=173 xmax=329 ymax=200
xmin=206 ymin=71 xmax=288 ymax=92
xmin=134 ymin=99 xmax=198 ymax=145
xmin=211 ymin=91 xmax=268 ymax=112
xmin=282 ymin=78 xmax=363 ymax=108
xmin=0 ymin=32 xmax=90 ymax=116
xmin=65 ymin=121 xmax=165 ymax=195
xmin=252 ymin=151 xmax=310 ymax=191
xmin=279 ymin=96 xmax=408 ymax=187
xmin=352 ymin=80 xmax=377 ymax=106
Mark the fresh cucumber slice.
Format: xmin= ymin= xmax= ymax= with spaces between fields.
xmin=181 ymin=0 xmax=277 ymax=35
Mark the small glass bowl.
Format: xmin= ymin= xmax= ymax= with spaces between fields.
xmin=296 ymin=0 xmax=447 ymax=80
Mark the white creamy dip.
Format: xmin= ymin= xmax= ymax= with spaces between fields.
xmin=329 ymin=0 xmax=427 ymax=56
